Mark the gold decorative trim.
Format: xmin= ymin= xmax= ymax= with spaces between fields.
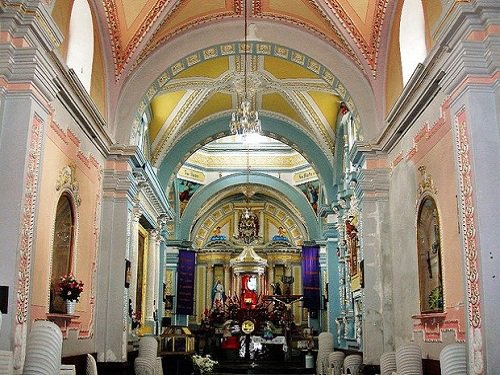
xmin=56 ymin=165 xmax=82 ymax=206
xmin=417 ymin=166 xmax=438 ymax=198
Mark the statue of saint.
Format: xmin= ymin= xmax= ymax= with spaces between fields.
xmin=212 ymin=280 xmax=225 ymax=307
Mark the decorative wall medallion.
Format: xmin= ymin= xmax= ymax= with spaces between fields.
xmin=56 ymin=165 xmax=81 ymax=206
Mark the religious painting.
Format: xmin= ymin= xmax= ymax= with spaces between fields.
xmin=417 ymin=196 xmax=443 ymax=312
xmin=297 ymin=180 xmax=320 ymax=214
xmin=345 ymin=215 xmax=359 ymax=278
xmin=177 ymin=178 xmax=202 ymax=215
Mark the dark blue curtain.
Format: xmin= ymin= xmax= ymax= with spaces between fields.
xmin=176 ymin=250 xmax=195 ymax=315
xmin=302 ymin=245 xmax=320 ymax=311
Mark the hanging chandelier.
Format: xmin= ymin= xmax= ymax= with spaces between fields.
xmin=229 ymin=0 xmax=261 ymax=136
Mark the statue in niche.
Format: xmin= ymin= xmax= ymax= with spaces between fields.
xmin=212 ymin=280 xmax=225 ymax=308
xmin=345 ymin=215 xmax=359 ymax=277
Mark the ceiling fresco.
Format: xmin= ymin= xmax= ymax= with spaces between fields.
xmin=147 ymin=52 xmax=341 ymax=167
xmin=100 ymin=0 xmax=390 ymax=78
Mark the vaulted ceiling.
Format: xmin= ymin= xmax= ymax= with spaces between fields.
xmin=89 ymin=0 xmax=396 ymax=171
xmin=100 ymin=0 xmax=391 ymax=79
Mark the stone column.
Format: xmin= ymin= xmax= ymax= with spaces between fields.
xmin=224 ymin=264 xmax=231 ymax=297
xmin=0 ymin=2 xmax=61 ymax=369
xmin=129 ymin=204 xmax=141 ymax=311
xmin=156 ymin=215 xmax=168 ymax=330
xmin=96 ymin=146 xmax=145 ymax=363
xmin=351 ymin=147 xmax=391 ymax=364
xmin=267 ymin=262 xmax=275 ymax=294
xmin=206 ymin=264 xmax=214 ymax=309
xmin=145 ymin=230 xmax=158 ymax=322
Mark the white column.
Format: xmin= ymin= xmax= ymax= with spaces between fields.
xmin=224 ymin=265 xmax=231 ymax=297
xmin=145 ymin=230 xmax=158 ymax=321
xmin=268 ymin=263 xmax=274 ymax=294
xmin=153 ymin=231 xmax=161 ymax=322
xmin=129 ymin=206 xmax=141 ymax=310
xmin=206 ymin=264 xmax=214 ymax=308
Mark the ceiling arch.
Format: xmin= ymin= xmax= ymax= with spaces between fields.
xmin=112 ymin=22 xmax=379 ymax=145
xmin=178 ymin=172 xmax=320 ymax=241
xmin=156 ymin=115 xmax=336 ymax=204
xmin=131 ymin=42 xmax=361 ymax=164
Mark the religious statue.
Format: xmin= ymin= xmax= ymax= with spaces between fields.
xmin=212 ymin=280 xmax=225 ymax=308
xmin=210 ymin=226 xmax=226 ymax=241
xmin=240 ymin=274 xmax=258 ymax=308
xmin=345 ymin=215 xmax=359 ymax=276
xmin=272 ymin=226 xmax=288 ymax=241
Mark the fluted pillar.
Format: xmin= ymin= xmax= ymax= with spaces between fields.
xmin=267 ymin=263 xmax=275 ymax=294
xmin=129 ymin=205 xmax=141 ymax=310
xmin=145 ymin=230 xmax=158 ymax=321
xmin=224 ymin=265 xmax=231 ymax=297
xmin=206 ymin=264 xmax=214 ymax=308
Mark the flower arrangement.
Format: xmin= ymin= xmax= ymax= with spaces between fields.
xmin=131 ymin=311 xmax=142 ymax=330
xmin=58 ymin=274 xmax=84 ymax=302
xmin=192 ymin=354 xmax=218 ymax=374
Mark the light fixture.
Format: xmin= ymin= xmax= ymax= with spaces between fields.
xmin=229 ymin=0 xmax=261 ymax=136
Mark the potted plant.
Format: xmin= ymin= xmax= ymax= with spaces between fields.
xmin=58 ymin=274 xmax=84 ymax=314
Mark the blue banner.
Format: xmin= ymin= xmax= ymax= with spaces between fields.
xmin=176 ymin=250 xmax=195 ymax=315
xmin=302 ymin=245 xmax=320 ymax=311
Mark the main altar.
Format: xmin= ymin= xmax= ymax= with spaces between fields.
xmin=192 ymin=204 xmax=311 ymax=362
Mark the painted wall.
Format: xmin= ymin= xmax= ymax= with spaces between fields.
xmin=30 ymin=104 xmax=103 ymax=356
xmin=388 ymin=93 xmax=465 ymax=359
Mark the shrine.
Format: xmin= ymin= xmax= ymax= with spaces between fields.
xmin=194 ymin=203 xmax=313 ymax=365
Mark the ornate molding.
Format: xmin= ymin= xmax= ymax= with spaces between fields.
xmin=56 ymin=165 xmax=82 ymax=206
xmin=454 ymin=107 xmax=483 ymax=375
xmin=14 ymin=113 xmax=44 ymax=370
xmin=417 ymin=166 xmax=438 ymax=198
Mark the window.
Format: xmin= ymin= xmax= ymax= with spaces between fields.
xmin=66 ymin=0 xmax=94 ymax=92
xmin=399 ymin=0 xmax=427 ymax=85
xmin=417 ymin=196 xmax=443 ymax=313
xmin=50 ymin=194 xmax=76 ymax=313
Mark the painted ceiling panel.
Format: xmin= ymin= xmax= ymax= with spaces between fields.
xmin=102 ymin=0 xmax=170 ymax=75
xmin=308 ymin=91 xmax=341 ymax=131
xmin=348 ymin=0 xmax=370 ymax=22
xmin=148 ymin=90 xmax=187 ymax=142
xmin=159 ymin=0 xmax=230 ymax=31
xmin=143 ymin=0 xmax=236 ymax=60
xmin=263 ymin=56 xmax=318 ymax=80
xmin=120 ymin=0 xmax=151 ymax=28
xmin=263 ymin=0 xmax=347 ymax=48
xmin=261 ymin=93 xmax=305 ymax=126
xmin=175 ymin=57 xmax=230 ymax=79
xmin=181 ymin=92 xmax=233 ymax=133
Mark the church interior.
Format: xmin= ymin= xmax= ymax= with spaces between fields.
xmin=0 ymin=0 xmax=499 ymax=374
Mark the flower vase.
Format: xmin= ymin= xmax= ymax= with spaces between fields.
xmin=66 ymin=300 xmax=76 ymax=315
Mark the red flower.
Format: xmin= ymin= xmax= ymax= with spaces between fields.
xmin=58 ymin=274 xmax=84 ymax=302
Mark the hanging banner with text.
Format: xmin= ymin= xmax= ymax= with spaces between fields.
xmin=176 ymin=250 xmax=195 ymax=315
xmin=302 ymin=245 xmax=320 ymax=311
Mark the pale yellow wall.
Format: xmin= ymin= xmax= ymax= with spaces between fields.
xmin=51 ymin=0 xmax=74 ymax=60
xmin=415 ymin=130 xmax=464 ymax=317
xmin=384 ymin=1 xmax=404 ymax=116
xmin=422 ymin=0 xmax=442 ymax=50
xmin=90 ymin=11 xmax=107 ymax=119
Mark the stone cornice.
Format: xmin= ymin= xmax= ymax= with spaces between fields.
xmin=52 ymin=65 xmax=113 ymax=157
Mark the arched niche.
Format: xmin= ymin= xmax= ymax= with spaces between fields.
xmin=417 ymin=194 xmax=443 ymax=313
xmin=50 ymin=193 xmax=77 ymax=313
